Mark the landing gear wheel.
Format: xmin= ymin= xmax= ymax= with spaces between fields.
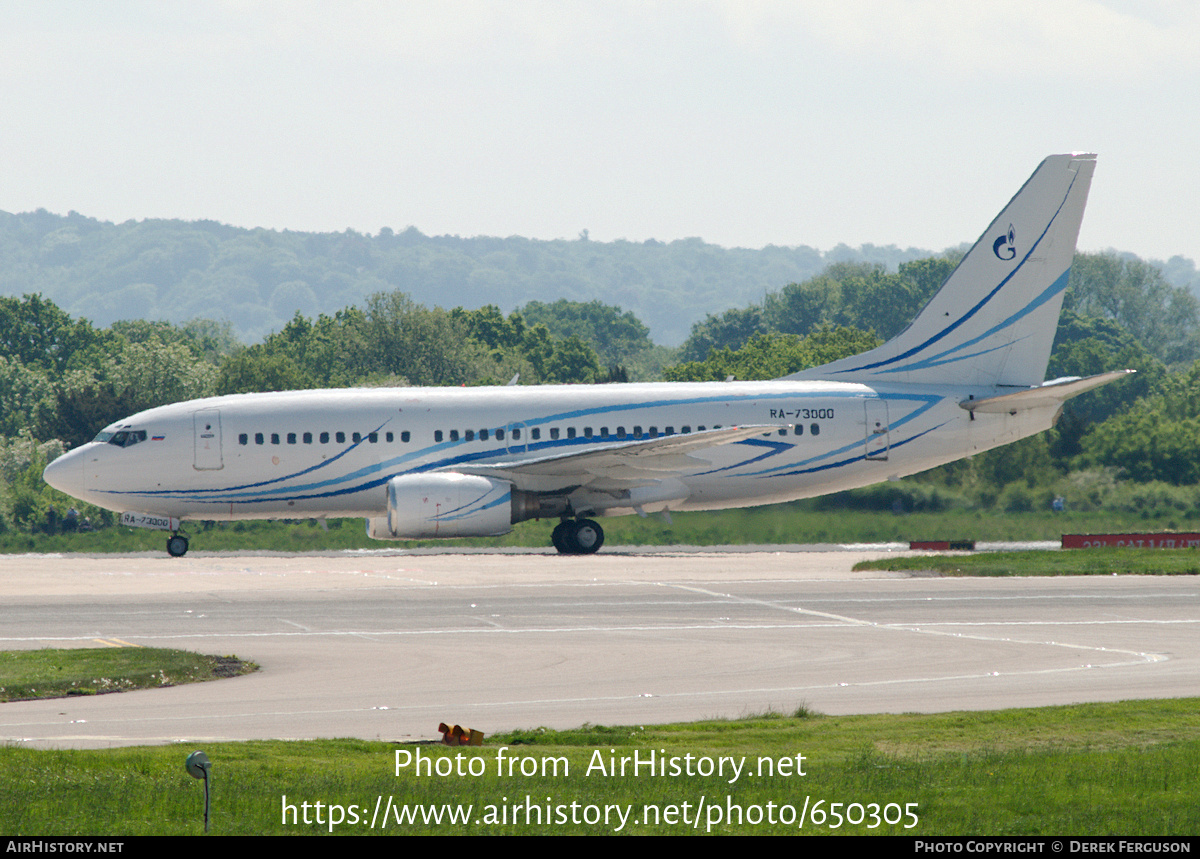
xmin=551 ymin=519 xmax=605 ymax=555
xmin=551 ymin=521 xmax=571 ymax=553
xmin=166 ymin=534 xmax=189 ymax=558
xmin=571 ymin=519 xmax=603 ymax=554
xmin=570 ymin=519 xmax=604 ymax=555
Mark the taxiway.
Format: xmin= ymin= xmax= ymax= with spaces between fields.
xmin=2 ymin=549 xmax=1197 ymax=748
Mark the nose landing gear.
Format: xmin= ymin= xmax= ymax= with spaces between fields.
xmin=166 ymin=533 xmax=190 ymax=558
xmin=550 ymin=518 xmax=604 ymax=555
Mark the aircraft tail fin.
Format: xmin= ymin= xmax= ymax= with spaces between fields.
xmin=784 ymin=153 xmax=1097 ymax=388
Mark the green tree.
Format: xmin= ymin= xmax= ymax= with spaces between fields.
xmin=361 ymin=292 xmax=493 ymax=386
xmin=1064 ymin=253 xmax=1200 ymax=365
xmin=665 ymin=325 xmax=881 ymax=382
xmin=0 ymin=294 xmax=106 ymax=374
xmin=1075 ymin=358 xmax=1200 ymax=484
xmin=517 ymin=299 xmax=652 ymax=366
xmin=678 ymin=306 xmax=767 ymax=362
xmin=0 ymin=357 xmax=57 ymax=438
xmin=51 ymin=339 xmax=220 ymax=448
xmin=216 ymin=349 xmax=314 ymax=395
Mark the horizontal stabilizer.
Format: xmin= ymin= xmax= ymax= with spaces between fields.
xmin=959 ymin=370 xmax=1134 ymax=414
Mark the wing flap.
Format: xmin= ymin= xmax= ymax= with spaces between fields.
xmin=455 ymin=425 xmax=781 ymax=493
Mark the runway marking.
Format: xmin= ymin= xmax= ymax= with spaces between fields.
xmin=886 ymin=619 xmax=1200 ymax=627
xmin=0 ymin=652 xmax=1171 ymax=739
xmin=2 ymin=615 xmax=1197 ymax=646
xmin=668 ymin=584 xmax=1172 ymax=666
xmin=0 ymin=623 xmax=906 ymax=645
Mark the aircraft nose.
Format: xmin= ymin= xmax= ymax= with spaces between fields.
xmin=43 ymin=449 xmax=84 ymax=496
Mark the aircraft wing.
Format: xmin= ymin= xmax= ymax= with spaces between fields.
xmin=453 ymin=425 xmax=782 ymax=493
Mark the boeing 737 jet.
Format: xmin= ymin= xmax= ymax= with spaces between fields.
xmin=44 ymin=153 xmax=1128 ymax=556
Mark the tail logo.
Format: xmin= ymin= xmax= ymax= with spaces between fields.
xmin=992 ymin=224 xmax=1016 ymax=260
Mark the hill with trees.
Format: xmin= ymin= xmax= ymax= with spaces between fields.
xmin=0 ymin=208 xmax=948 ymax=346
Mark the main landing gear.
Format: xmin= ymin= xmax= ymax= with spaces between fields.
xmin=166 ymin=532 xmax=190 ymax=558
xmin=551 ymin=518 xmax=604 ymax=555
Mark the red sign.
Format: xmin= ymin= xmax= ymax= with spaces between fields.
xmin=1062 ymin=533 xmax=1200 ymax=549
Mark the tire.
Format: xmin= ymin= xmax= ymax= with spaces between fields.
xmin=166 ymin=535 xmax=189 ymax=557
xmin=551 ymin=521 xmax=571 ymax=554
xmin=570 ymin=519 xmax=604 ymax=554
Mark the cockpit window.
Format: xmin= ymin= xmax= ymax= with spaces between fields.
xmin=92 ymin=431 xmax=115 ymax=444
xmin=107 ymin=430 xmax=147 ymax=448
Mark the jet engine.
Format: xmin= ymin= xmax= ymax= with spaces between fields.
xmin=366 ymin=472 xmax=569 ymax=540
xmin=366 ymin=473 xmax=512 ymax=539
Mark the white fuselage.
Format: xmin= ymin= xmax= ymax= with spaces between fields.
xmin=45 ymin=379 xmax=1058 ymax=524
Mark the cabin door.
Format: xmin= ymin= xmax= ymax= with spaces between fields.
xmin=193 ymin=409 xmax=224 ymax=470
xmin=864 ymin=399 xmax=890 ymax=461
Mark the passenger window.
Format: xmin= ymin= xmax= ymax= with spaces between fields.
xmin=336 ymin=432 xmax=346 ymax=443
xmin=665 ymin=426 xmax=674 ymax=435
xmin=550 ymin=428 xmax=559 ymax=440
xmin=496 ymin=428 xmax=504 ymax=440
xmin=401 ymin=431 xmax=410 ymax=442
xmin=435 ymin=430 xmax=443 ymax=442
xmin=352 ymin=432 xmax=362 ymax=443
xmin=255 ymin=433 xmax=264 ymax=445
xmin=567 ymin=427 xmax=577 ymax=439
xmin=385 ymin=432 xmax=393 ymax=443
xmin=633 ymin=426 xmax=642 ymax=437
xmin=465 ymin=430 xmax=475 ymax=441
xmin=271 ymin=433 xmax=280 ymax=445
xmin=286 ymin=433 xmax=297 ymax=444
xmin=450 ymin=430 xmax=460 ymax=441
xmin=239 ymin=433 xmax=248 ymax=445
xmin=811 ymin=423 xmax=820 ymax=436
xmin=617 ymin=426 xmax=626 ymax=438
xmin=480 ymin=428 xmax=489 ymax=441
xmin=584 ymin=427 xmax=593 ymax=438
xmin=778 ymin=429 xmax=786 ymax=436
xmin=794 ymin=425 xmax=803 ymax=436
xmin=649 ymin=426 xmax=658 ymax=438
xmin=303 ymin=432 xmax=312 ymax=444
xmin=682 ymin=426 xmax=691 ymax=433
xmin=320 ymin=432 xmax=329 ymax=444
xmin=530 ymin=428 xmax=539 ymax=440
xmin=369 ymin=432 xmax=378 ymax=443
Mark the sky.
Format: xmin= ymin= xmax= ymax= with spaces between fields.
xmin=2 ymin=1 xmax=1198 ymax=264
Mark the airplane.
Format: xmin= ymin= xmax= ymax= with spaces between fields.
xmin=43 ymin=153 xmax=1129 ymax=557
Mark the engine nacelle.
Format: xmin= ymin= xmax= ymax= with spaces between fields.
xmin=367 ymin=473 xmax=516 ymax=540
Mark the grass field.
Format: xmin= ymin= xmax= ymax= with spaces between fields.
xmin=2 ymin=699 xmax=1197 ymax=835
xmin=0 ymin=648 xmax=256 ymax=702
xmin=854 ymin=548 xmax=1200 ymax=576
xmin=2 ymin=503 xmax=1195 ymax=554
